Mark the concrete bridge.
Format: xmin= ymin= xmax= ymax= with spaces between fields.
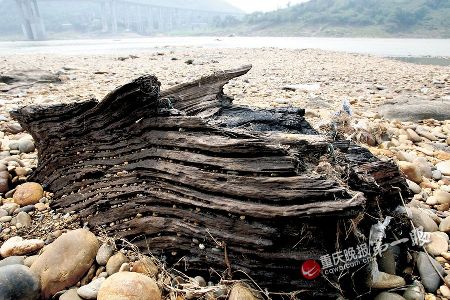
xmin=15 ymin=0 xmax=243 ymax=40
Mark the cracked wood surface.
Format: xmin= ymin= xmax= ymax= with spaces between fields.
xmin=11 ymin=65 xmax=409 ymax=295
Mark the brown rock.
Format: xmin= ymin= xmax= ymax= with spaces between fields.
xmin=229 ymin=284 xmax=259 ymax=300
xmin=97 ymin=272 xmax=161 ymax=300
xmin=13 ymin=182 xmax=44 ymax=206
xmin=398 ymin=161 xmax=422 ymax=183
xmin=0 ymin=236 xmax=44 ymax=257
xmin=406 ymin=128 xmax=422 ymax=142
xmin=30 ymin=229 xmax=99 ymax=298
xmin=130 ymin=256 xmax=159 ymax=278
xmin=106 ymin=252 xmax=129 ymax=276
xmin=440 ymin=216 xmax=450 ymax=233
xmin=424 ymin=232 xmax=449 ymax=256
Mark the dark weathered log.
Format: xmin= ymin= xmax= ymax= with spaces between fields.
xmin=11 ymin=65 xmax=409 ymax=297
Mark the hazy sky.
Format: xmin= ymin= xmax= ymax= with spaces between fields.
xmin=226 ymin=0 xmax=307 ymax=12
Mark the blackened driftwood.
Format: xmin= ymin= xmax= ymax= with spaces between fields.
xmin=11 ymin=65 xmax=409 ymax=297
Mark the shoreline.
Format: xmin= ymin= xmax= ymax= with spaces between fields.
xmin=0 ymin=37 xmax=450 ymax=58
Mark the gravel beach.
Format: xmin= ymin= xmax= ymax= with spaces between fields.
xmin=0 ymin=47 xmax=449 ymax=299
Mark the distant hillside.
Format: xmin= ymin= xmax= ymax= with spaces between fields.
xmin=227 ymin=0 xmax=450 ymax=37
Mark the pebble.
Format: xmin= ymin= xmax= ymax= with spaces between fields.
xmin=0 ymin=255 xmax=25 ymax=267
xmin=0 ymin=215 xmax=12 ymax=222
xmin=432 ymin=170 xmax=442 ymax=180
xmin=375 ymin=292 xmax=406 ymax=300
xmin=435 ymin=190 xmax=450 ymax=205
xmin=0 ymin=236 xmax=44 ymax=257
xmin=0 ymin=264 xmax=40 ymax=300
xmin=14 ymin=211 xmax=32 ymax=227
xmin=2 ymin=202 xmax=19 ymax=214
xmin=439 ymin=216 xmax=450 ymax=232
xmin=417 ymin=252 xmax=445 ymax=292
xmin=34 ymin=202 xmax=48 ymax=211
xmin=370 ymin=262 xmax=406 ymax=289
xmin=96 ymin=242 xmax=114 ymax=266
xmin=97 ymin=271 xmax=162 ymax=300
xmin=30 ymin=229 xmax=99 ymax=298
xmin=408 ymin=179 xmax=422 ymax=194
xmin=439 ymin=285 xmax=450 ymax=298
xmin=60 ymin=288 xmax=83 ymax=300
xmin=406 ymin=128 xmax=422 ymax=142
xmin=228 ymin=283 xmax=259 ymax=300
xmin=13 ymin=182 xmax=44 ymax=206
xmin=18 ymin=139 xmax=35 ymax=153
xmin=398 ymin=161 xmax=423 ymax=183
xmin=24 ymin=255 xmax=38 ymax=267
xmin=424 ymin=232 xmax=449 ymax=256
xmin=77 ymin=277 xmax=106 ymax=299
xmin=403 ymin=281 xmax=425 ymax=300
xmin=0 ymin=208 xmax=8 ymax=217
xmin=106 ymin=251 xmax=129 ymax=275
xmin=130 ymin=256 xmax=159 ymax=278
xmin=407 ymin=207 xmax=439 ymax=232
xmin=436 ymin=161 xmax=450 ymax=176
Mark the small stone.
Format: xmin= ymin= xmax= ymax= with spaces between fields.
xmin=0 ymin=264 xmax=40 ymax=300
xmin=24 ymin=255 xmax=38 ymax=267
xmin=194 ymin=276 xmax=207 ymax=287
xmin=398 ymin=161 xmax=423 ymax=183
xmin=425 ymin=196 xmax=438 ymax=206
xmin=406 ymin=129 xmax=422 ymax=142
xmin=440 ymin=285 xmax=450 ymax=298
xmin=2 ymin=202 xmax=19 ymax=215
xmin=13 ymin=182 xmax=44 ymax=206
xmin=97 ymin=272 xmax=162 ymax=300
xmin=375 ymin=292 xmax=406 ymax=300
xmin=0 ymin=208 xmax=8 ymax=218
xmin=436 ymin=161 xmax=450 ymax=176
xmin=403 ymin=281 xmax=425 ymax=300
xmin=439 ymin=216 xmax=450 ymax=233
xmin=106 ymin=252 xmax=129 ymax=276
xmin=407 ymin=179 xmax=422 ymax=194
xmin=432 ymin=170 xmax=442 ymax=180
xmin=19 ymin=205 xmax=35 ymax=213
xmin=80 ymin=264 xmax=97 ymax=286
xmin=15 ymin=167 xmax=32 ymax=177
xmin=96 ymin=242 xmax=114 ymax=266
xmin=417 ymin=252 xmax=445 ymax=292
xmin=407 ymin=207 xmax=439 ymax=232
xmin=77 ymin=277 xmax=106 ymax=299
xmin=60 ymin=288 xmax=83 ymax=300
xmin=0 ymin=215 xmax=12 ymax=222
xmin=435 ymin=190 xmax=450 ymax=205
xmin=414 ymin=158 xmax=433 ymax=179
xmin=229 ymin=283 xmax=259 ymax=300
xmin=0 ymin=255 xmax=25 ymax=267
xmin=370 ymin=264 xmax=406 ymax=289
xmin=18 ymin=140 xmax=35 ymax=154
xmin=5 ymin=123 xmax=23 ymax=134
xmin=424 ymin=232 xmax=449 ymax=256
xmin=34 ymin=202 xmax=48 ymax=211
xmin=15 ymin=211 xmax=31 ymax=227
xmin=0 ymin=236 xmax=44 ymax=257
xmin=30 ymin=229 xmax=99 ymax=298
xmin=130 ymin=256 xmax=159 ymax=278
xmin=119 ymin=262 xmax=130 ymax=272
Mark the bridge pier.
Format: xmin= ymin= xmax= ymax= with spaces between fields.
xmin=15 ymin=0 xmax=46 ymax=40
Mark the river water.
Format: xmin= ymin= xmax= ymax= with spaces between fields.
xmin=0 ymin=36 xmax=449 ymax=58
